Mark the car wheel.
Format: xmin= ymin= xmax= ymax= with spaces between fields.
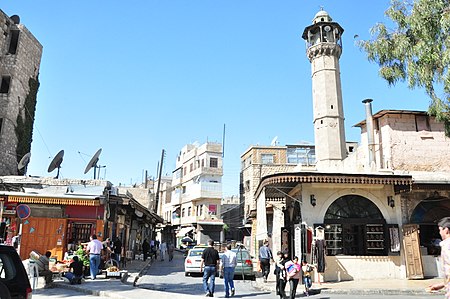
xmin=184 ymin=272 xmax=189 ymax=277
xmin=0 ymin=282 xmax=11 ymax=299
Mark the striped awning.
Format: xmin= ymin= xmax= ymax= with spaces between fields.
xmin=8 ymin=195 xmax=100 ymax=206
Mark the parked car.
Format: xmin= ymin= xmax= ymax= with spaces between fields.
xmin=0 ymin=244 xmax=32 ymax=299
xmin=184 ymin=248 xmax=205 ymax=276
xmin=219 ymin=249 xmax=255 ymax=280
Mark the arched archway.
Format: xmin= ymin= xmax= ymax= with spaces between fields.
xmin=410 ymin=198 xmax=450 ymax=255
xmin=322 ymin=195 xmax=387 ymax=256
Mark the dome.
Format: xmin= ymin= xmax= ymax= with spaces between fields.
xmin=312 ymin=9 xmax=332 ymax=24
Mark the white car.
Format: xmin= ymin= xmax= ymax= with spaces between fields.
xmin=184 ymin=248 xmax=205 ymax=276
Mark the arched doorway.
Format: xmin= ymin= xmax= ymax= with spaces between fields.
xmin=322 ymin=195 xmax=387 ymax=256
xmin=411 ymin=198 xmax=450 ymax=255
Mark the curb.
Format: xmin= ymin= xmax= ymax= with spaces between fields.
xmin=252 ymin=278 xmax=443 ymax=296
xmin=52 ymin=260 xmax=152 ymax=298
xmin=54 ymin=283 xmax=131 ymax=299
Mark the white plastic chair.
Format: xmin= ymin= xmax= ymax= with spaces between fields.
xmin=27 ymin=260 xmax=39 ymax=290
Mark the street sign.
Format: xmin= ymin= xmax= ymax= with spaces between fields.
xmin=16 ymin=204 xmax=31 ymax=220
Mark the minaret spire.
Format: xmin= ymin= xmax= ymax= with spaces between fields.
xmin=302 ymin=10 xmax=347 ymax=169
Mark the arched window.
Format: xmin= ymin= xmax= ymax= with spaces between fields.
xmin=325 ymin=195 xmax=383 ymax=220
xmin=322 ymin=195 xmax=386 ymax=256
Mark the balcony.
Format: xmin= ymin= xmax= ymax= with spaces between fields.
xmin=183 ymin=182 xmax=222 ymax=202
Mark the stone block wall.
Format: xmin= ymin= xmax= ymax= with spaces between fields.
xmin=0 ymin=10 xmax=42 ymax=175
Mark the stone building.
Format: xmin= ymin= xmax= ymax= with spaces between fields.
xmin=249 ymin=9 xmax=450 ymax=282
xmin=157 ymin=142 xmax=224 ymax=246
xmin=0 ymin=10 xmax=42 ymax=176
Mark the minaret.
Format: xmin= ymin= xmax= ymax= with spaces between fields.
xmin=302 ymin=10 xmax=347 ymax=169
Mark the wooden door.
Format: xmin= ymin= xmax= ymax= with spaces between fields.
xmin=19 ymin=217 xmax=67 ymax=261
xmin=402 ymin=224 xmax=424 ymax=279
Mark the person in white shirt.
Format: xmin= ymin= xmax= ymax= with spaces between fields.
xmin=160 ymin=241 xmax=167 ymax=261
xmin=220 ymin=244 xmax=237 ymax=298
xmin=86 ymin=234 xmax=103 ymax=280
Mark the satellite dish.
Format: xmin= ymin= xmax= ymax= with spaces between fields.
xmin=270 ymin=136 xmax=279 ymax=146
xmin=47 ymin=150 xmax=64 ymax=178
xmin=84 ymin=148 xmax=102 ymax=179
xmin=18 ymin=152 xmax=31 ymax=173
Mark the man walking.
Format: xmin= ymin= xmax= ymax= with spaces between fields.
xmin=160 ymin=241 xmax=167 ymax=261
xmin=259 ymin=240 xmax=273 ymax=282
xmin=200 ymin=239 xmax=220 ymax=297
xmin=428 ymin=217 xmax=450 ymax=298
xmin=167 ymin=242 xmax=175 ymax=261
xmin=86 ymin=234 xmax=103 ymax=280
xmin=220 ymin=244 xmax=237 ymax=298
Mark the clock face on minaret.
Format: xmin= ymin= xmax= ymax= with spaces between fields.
xmin=302 ymin=9 xmax=347 ymax=166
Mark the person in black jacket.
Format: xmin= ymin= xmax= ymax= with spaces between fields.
xmin=274 ymin=251 xmax=288 ymax=299
xmin=142 ymin=239 xmax=150 ymax=261
xmin=200 ymin=240 xmax=220 ymax=297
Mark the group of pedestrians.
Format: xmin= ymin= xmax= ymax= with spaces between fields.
xmin=142 ymin=239 xmax=175 ymax=262
xmin=260 ymin=241 xmax=315 ymax=299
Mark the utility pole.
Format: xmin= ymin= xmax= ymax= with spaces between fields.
xmin=155 ymin=149 xmax=165 ymax=214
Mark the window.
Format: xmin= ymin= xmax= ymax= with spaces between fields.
xmin=245 ymin=180 xmax=250 ymax=192
xmin=181 ymin=208 xmax=185 ymax=218
xmin=287 ymin=146 xmax=316 ymax=165
xmin=0 ymin=118 xmax=3 ymax=136
xmin=188 ymin=207 xmax=191 ymax=216
xmin=415 ymin=115 xmax=431 ymax=132
xmin=182 ymin=186 xmax=186 ymax=194
xmin=0 ymin=76 xmax=11 ymax=94
xmin=8 ymin=30 xmax=19 ymax=54
xmin=208 ymin=204 xmax=217 ymax=215
xmin=0 ymin=253 xmax=18 ymax=280
xmin=190 ymin=163 xmax=193 ymax=172
xmin=323 ymin=195 xmax=386 ymax=256
xmin=201 ymin=159 xmax=205 ymax=167
xmin=183 ymin=167 xmax=186 ymax=176
xmin=197 ymin=204 xmax=203 ymax=216
xmin=261 ymin=154 xmax=274 ymax=164
xmin=210 ymin=157 xmax=218 ymax=168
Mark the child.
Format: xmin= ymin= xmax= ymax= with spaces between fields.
xmin=301 ymin=260 xmax=314 ymax=296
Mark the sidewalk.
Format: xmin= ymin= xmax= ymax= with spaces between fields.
xmin=254 ymin=275 xmax=444 ymax=296
xmin=40 ymin=256 xmax=200 ymax=299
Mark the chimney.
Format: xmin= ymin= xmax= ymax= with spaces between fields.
xmin=362 ymin=99 xmax=376 ymax=167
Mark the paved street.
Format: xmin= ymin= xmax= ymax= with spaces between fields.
xmin=137 ymin=251 xmax=269 ymax=298
xmin=135 ymin=251 xmax=441 ymax=299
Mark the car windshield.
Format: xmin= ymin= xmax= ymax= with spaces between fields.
xmin=189 ymin=249 xmax=204 ymax=256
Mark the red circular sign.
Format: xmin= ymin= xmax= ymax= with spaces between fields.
xmin=16 ymin=204 xmax=31 ymax=220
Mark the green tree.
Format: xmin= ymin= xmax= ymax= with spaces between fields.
xmin=358 ymin=0 xmax=450 ymax=135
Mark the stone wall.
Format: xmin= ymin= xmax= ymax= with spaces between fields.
xmin=0 ymin=10 xmax=42 ymax=175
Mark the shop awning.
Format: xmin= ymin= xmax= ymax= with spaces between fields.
xmin=8 ymin=195 xmax=100 ymax=206
xmin=176 ymin=226 xmax=195 ymax=237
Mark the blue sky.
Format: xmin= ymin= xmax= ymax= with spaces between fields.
xmin=2 ymin=1 xmax=430 ymax=196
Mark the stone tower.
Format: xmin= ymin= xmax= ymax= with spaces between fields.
xmin=302 ymin=10 xmax=346 ymax=169
xmin=0 ymin=11 xmax=42 ymax=175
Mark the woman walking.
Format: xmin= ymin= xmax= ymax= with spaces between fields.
xmin=285 ymin=256 xmax=301 ymax=299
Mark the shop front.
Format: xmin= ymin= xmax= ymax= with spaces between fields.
xmin=255 ymin=172 xmax=412 ymax=281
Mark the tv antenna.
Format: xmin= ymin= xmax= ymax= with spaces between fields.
xmin=18 ymin=152 xmax=31 ymax=174
xmin=270 ymin=136 xmax=279 ymax=146
xmin=84 ymin=148 xmax=102 ymax=179
xmin=47 ymin=150 xmax=64 ymax=179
